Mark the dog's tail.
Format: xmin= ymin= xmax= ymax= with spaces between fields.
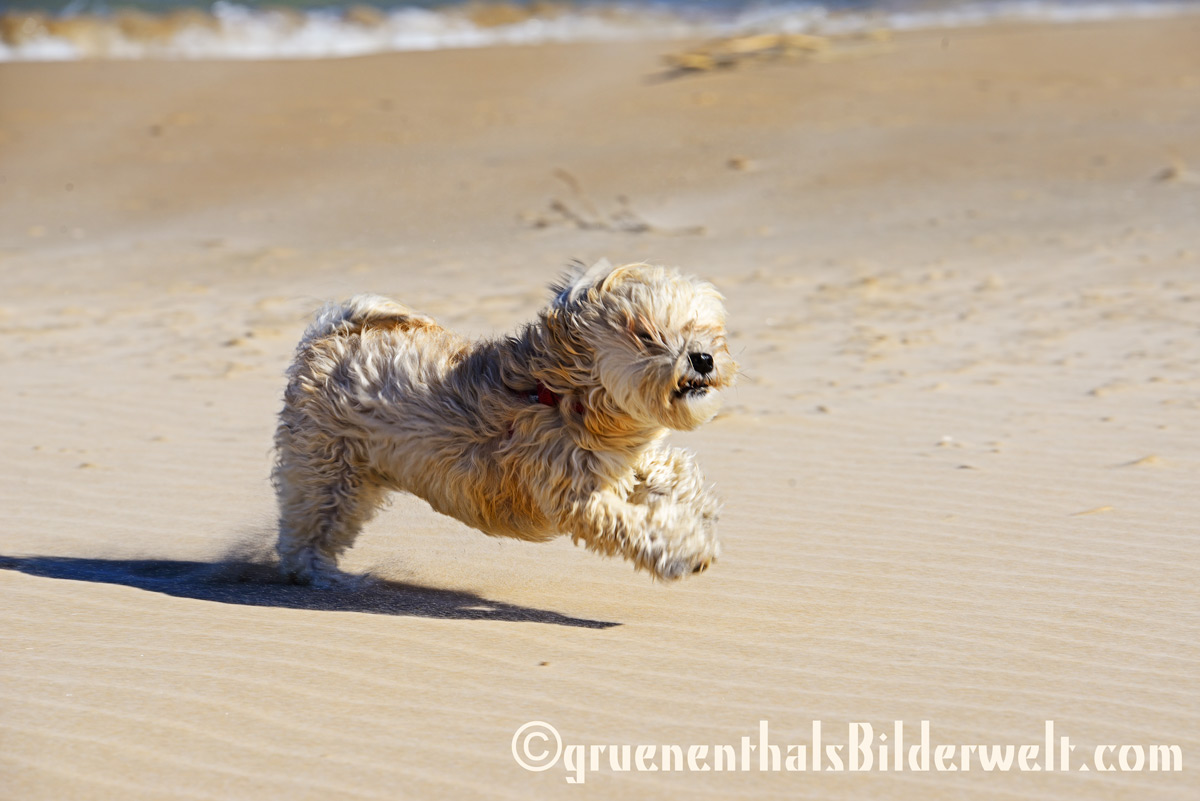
xmin=300 ymin=294 xmax=432 ymax=346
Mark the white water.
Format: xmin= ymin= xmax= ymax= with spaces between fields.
xmin=0 ymin=1 xmax=1195 ymax=61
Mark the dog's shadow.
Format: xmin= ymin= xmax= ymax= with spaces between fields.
xmin=0 ymin=555 xmax=619 ymax=629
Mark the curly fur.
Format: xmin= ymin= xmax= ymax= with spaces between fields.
xmin=272 ymin=260 xmax=736 ymax=587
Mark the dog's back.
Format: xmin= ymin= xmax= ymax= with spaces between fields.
xmin=283 ymin=294 xmax=467 ymax=416
xmin=299 ymin=294 xmax=434 ymax=347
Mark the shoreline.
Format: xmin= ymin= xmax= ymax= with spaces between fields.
xmin=3 ymin=0 xmax=1199 ymax=60
xmin=2 ymin=15 xmax=1198 ymax=800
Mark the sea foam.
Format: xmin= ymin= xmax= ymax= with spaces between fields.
xmin=0 ymin=1 xmax=1195 ymax=61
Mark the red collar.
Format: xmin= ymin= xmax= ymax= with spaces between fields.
xmin=534 ymin=382 xmax=584 ymax=414
xmin=535 ymin=382 xmax=561 ymax=407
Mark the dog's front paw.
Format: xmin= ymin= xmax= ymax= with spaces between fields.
xmin=638 ymin=507 xmax=721 ymax=581
xmin=648 ymin=536 xmax=720 ymax=580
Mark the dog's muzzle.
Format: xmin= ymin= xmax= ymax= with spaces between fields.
xmin=672 ymin=352 xmax=718 ymax=399
xmin=674 ymin=375 xmax=715 ymax=399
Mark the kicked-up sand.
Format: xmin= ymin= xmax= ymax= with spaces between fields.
xmin=1 ymin=16 xmax=1198 ymax=800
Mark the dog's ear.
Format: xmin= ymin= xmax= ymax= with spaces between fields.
xmin=550 ymin=258 xmax=615 ymax=307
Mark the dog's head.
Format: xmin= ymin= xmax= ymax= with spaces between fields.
xmin=543 ymin=260 xmax=736 ymax=431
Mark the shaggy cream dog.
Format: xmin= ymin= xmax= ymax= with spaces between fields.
xmin=273 ymin=260 xmax=736 ymax=587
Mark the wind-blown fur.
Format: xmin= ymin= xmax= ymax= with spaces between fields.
xmin=272 ymin=260 xmax=737 ymax=587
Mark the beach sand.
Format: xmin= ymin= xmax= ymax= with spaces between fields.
xmin=2 ymin=17 xmax=1199 ymax=799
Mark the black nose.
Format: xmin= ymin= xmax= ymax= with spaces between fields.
xmin=689 ymin=352 xmax=714 ymax=375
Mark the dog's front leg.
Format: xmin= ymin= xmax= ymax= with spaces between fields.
xmin=629 ymin=446 xmax=721 ymax=531
xmin=560 ymin=486 xmax=720 ymax=580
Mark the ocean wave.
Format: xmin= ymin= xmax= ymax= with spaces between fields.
xmin=0 ymin=1 xmax=1195 ymax=61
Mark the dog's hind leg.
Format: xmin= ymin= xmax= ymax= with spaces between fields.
xmin=273 ymin=431 xmax=387 ymax=588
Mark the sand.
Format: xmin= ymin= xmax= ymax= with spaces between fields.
xmin=2 ymin=17 xmax=1199 ymax=800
